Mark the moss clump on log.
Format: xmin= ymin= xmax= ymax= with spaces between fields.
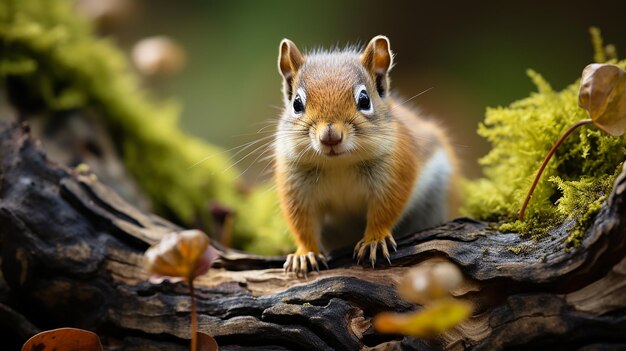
xmin=463 ymin=29 xmax=625 ymax=245
xmin=0 ymin=0 xmax=292 ymax=254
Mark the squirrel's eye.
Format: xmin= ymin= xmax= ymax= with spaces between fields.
xmin=293 ymin=95 xmax=304 ymax=114
xmin=354 ymin=85 xmax=373 ymax=115
xmin=292 ymin=89 xmax=306 ymax=116
xmin=358 ymin=90 xmax=371 ymax=111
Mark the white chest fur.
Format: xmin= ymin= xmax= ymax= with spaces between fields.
xmin=314 ymin=165 xmax=368 ymax=215
xmin=302 ymin=164 xmax=369 ymax=251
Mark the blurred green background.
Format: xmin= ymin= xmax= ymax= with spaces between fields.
xmin=103 ymin=0 xmax=626 ymax=179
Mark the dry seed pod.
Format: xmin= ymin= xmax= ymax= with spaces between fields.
xmin=579 ymin=63 xmax=626 ymax=137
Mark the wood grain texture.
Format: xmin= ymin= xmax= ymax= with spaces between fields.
xmin=1 ymin=121 xmax=626 ymax=350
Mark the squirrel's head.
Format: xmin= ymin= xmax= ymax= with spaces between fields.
xmin=276 ymin=35 xmax=396 ymax=163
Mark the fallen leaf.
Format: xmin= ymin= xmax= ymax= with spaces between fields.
xmin=374 ymin=299 xmax=472 ymax=338
xmin=22 ymin=327 xmax=103 ymax=351
xmin=579 ymin=63 xmax=626 ymax=136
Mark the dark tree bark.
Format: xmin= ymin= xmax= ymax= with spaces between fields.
xmin=1 ymin=121 xmax=626 ymax=350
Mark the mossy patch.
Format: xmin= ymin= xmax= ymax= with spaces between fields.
xmin=0 ymin=0 xmax=291 ymax=254
xmin=463 ymin=29 xmax=625 ymax=246
xmin=506 ymin=244 xmax=531 ymax=255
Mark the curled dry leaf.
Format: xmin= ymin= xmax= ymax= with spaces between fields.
xmin=374 ymin=299 xmax=472 ymax=339
xmin=579 ymin=63 xmax=626 ymax=136
xmin=22 ymin=327 xmax=103 ymax=351
xmin=144 ymin=230 xmax=219 ymax=283
xmin=397 ymin=262 xmax=463 ymax=305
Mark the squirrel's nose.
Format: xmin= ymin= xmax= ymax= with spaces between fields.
xmin=320 ymin=127 xmax=343 ymax=146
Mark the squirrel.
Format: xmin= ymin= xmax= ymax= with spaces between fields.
xmin=275 ymin=35 xmax=458 ymax=276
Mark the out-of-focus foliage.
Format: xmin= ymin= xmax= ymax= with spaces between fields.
xmin=374 ymin=299 xmax=472 ymax=338
xmin=374 ymin=261 xmax=472 ymax=338
xmin=463 ymin=29 xmax=626 ymax=245
xmin=0 ymin=0 xmax=291 ymax=254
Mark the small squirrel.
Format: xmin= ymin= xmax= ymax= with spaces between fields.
xmin=275 ymin=35 xmax=458 ymax=276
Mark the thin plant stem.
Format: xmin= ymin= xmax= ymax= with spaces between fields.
xmin=190 ymin=279 xmax=198 ymax=351
xmin=519 ymin=119 xmax=594 ymax=220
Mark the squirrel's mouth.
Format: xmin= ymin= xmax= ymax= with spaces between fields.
xmin=325 ymin=147 xmax=346 ymax=157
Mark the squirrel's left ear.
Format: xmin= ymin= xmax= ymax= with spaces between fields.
xmin=361 ymin=35 xmax=393 ymax=97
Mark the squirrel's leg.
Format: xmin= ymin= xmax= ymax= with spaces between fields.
xmin=281 ymin=201 xmax=327 ymax=277
xmin=355 ymin=133 xmax=418 ymax=267
xmin=354 ymin=185 xmax=412 ymax=268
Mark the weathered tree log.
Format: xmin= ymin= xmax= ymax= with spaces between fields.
xmin=1 ymin=120 xmax=626 ymax=350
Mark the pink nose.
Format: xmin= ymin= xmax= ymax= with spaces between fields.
xmin=320 ymin=128 xmax=342 ymax=146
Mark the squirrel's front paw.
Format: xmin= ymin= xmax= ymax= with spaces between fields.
xmin=354 ymin=235 xmax=397 ymax=268
xmin=283 ymin=251 xmax=328 ymax=278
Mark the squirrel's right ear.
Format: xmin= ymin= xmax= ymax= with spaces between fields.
xmin=361 ymin=35 xmax=393 ymax=98
xmin=278 ymin=39 xmax=304 ymax=100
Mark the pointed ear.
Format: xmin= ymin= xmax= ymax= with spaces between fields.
xmin=278 ymin=39 xmax=305 ymax=100
xmin=361 ymin=35 xmax=393 ymax=97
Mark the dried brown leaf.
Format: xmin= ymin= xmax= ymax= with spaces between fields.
xmin=579 ymin=63 xmax=626 ymax=136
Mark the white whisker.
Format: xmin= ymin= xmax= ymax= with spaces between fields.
xmin=390 ymin=87 xmax=434 ymax=112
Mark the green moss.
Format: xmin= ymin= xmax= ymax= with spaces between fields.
xmin=463 ymin=29 xmax=625 ymax=245
xmin=0 ymin=0 xmax=290 ymax=254
xmin=506 ymin=244 xmax=531 ymax=255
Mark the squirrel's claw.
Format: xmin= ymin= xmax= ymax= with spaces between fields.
xmin=283 ymin=254 xmax=293 ymax=272
xmin=284 ymin=251 xmax=328 ymax=278
xmin=307 ymin=252 xmax=319 ymax=272
xmin=380 ymin=239 xmax=391 ymax=265
xmin=388 ymin=235 xmax=397 ymax=252
xmin=354 ymin=235 xmax=396 ymax=268
xmin=299 ymin=255 xmax=308 ymax=278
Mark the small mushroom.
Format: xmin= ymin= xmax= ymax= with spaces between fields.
xmin=131 ymin=36 xmax=187 ymax=76
xmin=144 ymin=229 xmax=218 ymax=283
xmin=75 ymin=0 xmax=134 ymax=30
xmin=397 ymin=261 xmax=463 ymax=305
xmin=375 ymin=261 xmax=471 ymax=338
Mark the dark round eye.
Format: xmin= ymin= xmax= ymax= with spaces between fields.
xmin=293 ymin=94 xmax=305 ymax=115
xmin=357 ymin=90 xmax=371 ymax=111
